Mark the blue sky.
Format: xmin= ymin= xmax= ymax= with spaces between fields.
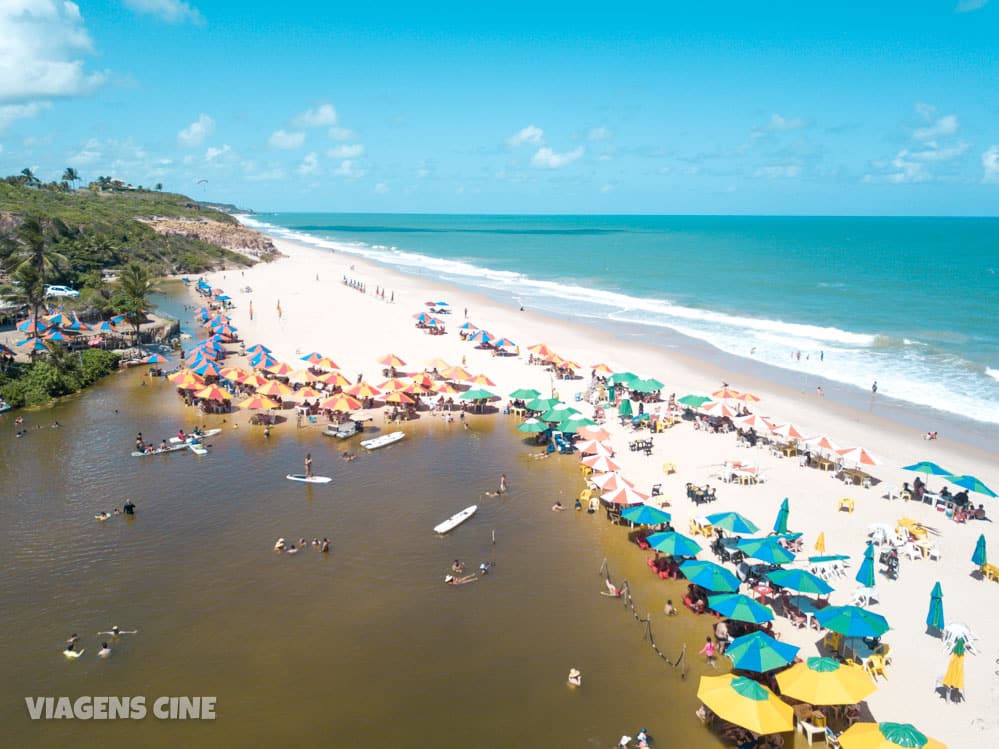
xmin=1 ymin=1 xmax=997 ymax=214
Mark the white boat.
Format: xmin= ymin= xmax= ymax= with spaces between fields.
xmin=130 ymin=443 xmax=190 ymax=457
xmin=433 ymin=504 xmax=477 ymax=534
xmin=286 ymin=474 xmax=332 ymax=484
xmin=323 ymin=421 xmax=362 ymax=439
xmin=169 ymin=428 xmax=221 ymax=444
xmin=360 ymin=431 xmax=405 ymax=450
xmin=0 ymin=402 xmax=11 ymax=414
xmin=188 ymin=442 xmax=209 ymax=455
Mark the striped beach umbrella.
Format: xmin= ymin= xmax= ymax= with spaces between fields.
xmin=255 ymin=380 xmax=293 ymax=397
xmin=696 ymin=675 xmax=792 ymax=735
xmin=621 ymin=504 xmax=672 ymax=526
xmin=236 ymin=395 xmax=279 ymax=411
xmin=725 ymin=631 xmax=798 ymax=672
xmin=319 ymin=393 xmax=363 ymax=412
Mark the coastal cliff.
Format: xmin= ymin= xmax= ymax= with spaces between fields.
xmin=137 ymin=217 xmax=281 ymax=261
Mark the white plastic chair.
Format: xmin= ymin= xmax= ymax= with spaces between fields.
xmin=928 ymin=544 xmax=942 ymax=561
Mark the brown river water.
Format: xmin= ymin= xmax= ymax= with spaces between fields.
xmin=0 ymin=346 xmax=743 ymax=747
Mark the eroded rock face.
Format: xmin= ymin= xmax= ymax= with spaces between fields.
xmin=137 ymin=218 xmax=280 ymax=259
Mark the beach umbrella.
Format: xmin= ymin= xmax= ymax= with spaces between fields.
xmin=378 ymin=377 xmax=412 ymax=391
xmin=509 ymin=387 xmax=541 ymax=400
xmin=971 ymin=534 xmax=987 ymax=566
xmin=902 ymin=461 xmax=952 ymax=479
xmin=582 ymin=454 xmax=621 ymax=472
xmin=590 ymin=362 xmax=614 ymax=374
xmin=287 ymin=368 xmax=319 ymax=384
xmin=771 ymin=422 xmax=806 ymax=440
xmin=318 ymin=371 xmax=351 ymax=388
xmin=431 ymin=381 xmax=460 ymax=396
xmin=803 ymin=435 xmax=843 ymax=455
xmin=287 ymin=386 xmax=323 ymax=401
xmin=737 ymin=537 xmax=796 ymax=565
xmin=493 ymin=337 xmax=517 ymax=350
xmin=527 ymin=342 xmax=554 ymax=357
xmin=458 ymin=322 xmax=478 ymax=332
xmin=680 ymin=560 xmax=740 ymax=592
xmin=630 ymin=378 xmax=664 ymax=394
xmin=776 ymin=657 xmax=876 ymax=706
xmin=191 ymin=359 xmax=223 ymax=377
xmin=815 ymin=605 xmax=889 ymax=639
xmin=300 ymin=352 xmax=325 ymax=364
xmin=167 ymin=369 xmax=200 ymax=385
xmin=442 ymin=365 xmax=473 ymax=382
xmin=855 ymin=544 xmax=876 ymax=588
xmin=550 ymin=355 xmax=581 ymax=369
xmin=700 ymin=401 xmax=739 ymax=419
xmin=732 ymin=413 xmax=774 ymax=431
xmin=0 ymin=342 xmax=16 ymax=357
xmin=219 ymin=366 xmax=248 ymax=381
xmin=590 ymin=472 xmax=634 ymax=492
xmin=696 ymin=674 xmax=793 ymax=735
xmin=345 ymin=382 xmax=382 ymax=399
xmin=377 ymin=353 xmax=407 ymax=368
xmin=319 ymin=393 xmax=363 ymax=412
xmin=140 ymin=353 xmax=170 ymax=364
xmin=838 ymin=722 xmax=946 ymax=749
xmin=814 ymin=532 xmax=826 ymax=553
xmin=945 ymin=474 xmax=996 ymax=498
xmin=577 ymin=439 xmax=613 ymax=456
xmin=837 ymin=446 xmax=881 ymax=468
xmin=255 ymin=379 xmax=293 ymax=397
xmin=17 ymin=318 xmax=49 ymax=334
xmin=577 ymin=425 xmax=611 ymax=441
xmin=705 ymin=511 xmax=759 ymax=535
xmin=725 ymin=631 xmax=798 ymax=672
xmin=540 ymin=403 xmax=579 ymax=420
xmin=712 ymin=387 xmax=743 ymax=400
xmin=734 ymin=391 xmax=761 ymax=403
xmin=524 ymin=396 xmax=559 ymax=412
xmin=265 ymin=361 xmax=295 ymax=377
xmin=517 ymin=418 xmax=549 ymax=434
xmin=617 ymin=399 xmax=633 ymax=417
xmin=382 ymin=390 xmax=416 ymax=405
xmin=460 ymin=387 xmax=496 ymax=401
xmin=194 ymin=385 xmax=233 ymax=401
xmin=243 ymin=372 xmax=270 ymax=388
xmin=563 ymin=413 xmax=598 ymax=428
xmin=469 ymin=329 xmax=495 ymax=345
xmin=766 ymin=568 xmax=834 ymax=596
xmin=621 ymin=504 xmax=672 ymax=526
xmin=236 ymin=395 xmax=279 ymax=411
xmin=646 ymin=531 xmax=702 ymax=557
xmin=600 ymin=484 xmax=650 ymax=506
xmin=926 ymin=582 xmax=944 ymax=632
xmin=942 ymin=637 xmax=965 ymax=693
xmin=708 ymin=593 xmax=774 ymax=624
xmin=773 ymin=498 xmax=790 ymax=534
xmin=311 ymin=356 xmax=339 ymax=370
xmin=249 ymin=352 xmax=276 ymax=369
xmin=677 ymin=394 xmax=711 ymax=408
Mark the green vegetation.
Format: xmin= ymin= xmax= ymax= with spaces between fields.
xmin=0 ymin=348 xmax=121 ymax=408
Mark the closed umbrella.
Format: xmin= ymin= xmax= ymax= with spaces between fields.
xmin=773 ymin=498 xmax=790 ymax=534
xmin=814 ymin=532 xmax=827 ymax=554
xmin=707 ymin=593 xmax=774 ymax=624
xmin=926 ymin=582 xmax=944 ymax=632
xmin=838 ymin=722 xmax=946 ymax=749
xmin=855 ymin=544 xmax=876 ymax=588
xmin=941 ymin=637 xmax=965 ymax=693
xmin=736 ymin=537 xmax=796 ymax=565
xmin=696 ymin=674 xmax=793 ymax=735
xmin=680 ymin=560 xmax=740 ymax=592
xmin=621 ymin=504 xmax=672 ymax=526
xmin=705 ymin=511 xmax=759 ymax=535
xmin=646 ymin=531 xmax=702 ymax=557
xmin=617 ymin=399 xmax=633 ymax=417
xmin=377 ymin=353 xmax=407 ymax=368
xmin=776 ymin=657 xmax=876 ymax=705
xmin=725 ymin=631 xmax=799 ymax=672
xmin=972 ymin=534 xmax=987 ymax=566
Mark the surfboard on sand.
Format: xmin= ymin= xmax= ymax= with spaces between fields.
xmin=286 ymin=474 xmax=332 ymax=484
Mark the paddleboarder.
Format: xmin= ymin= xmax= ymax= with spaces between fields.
xmin=305 ymin=453 xmax=313 ymax=478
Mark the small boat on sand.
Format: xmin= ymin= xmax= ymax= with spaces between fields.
xmin=434 ymin=505 xmax=477 ymax=534
xmin=360 ymin=431 xmax=405 ymax=450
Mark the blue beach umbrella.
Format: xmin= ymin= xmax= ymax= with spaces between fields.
xmin=726 ymin=631 xmax=800 ymax=673
xmin=815 ymin=605 xmax=889 ymax=638
xmin=737 ymin=537 xmax=796 ymax=566
xmin=646 ymin=531 xmax=702 ymax=558
xmin=972 ymin=534 xmax=987 ymax=566
xmin=926 ymin=582 xmax=944 ymax=632
xmin=249 ymin=352 xmax=277 ymax=369
xmin=141 ymin=353 xmax=170 ymax=364
xmin=621 ymin=505 xmax=672 ymax=526
xmin=772 ymin=498 xmax=790 ymax=535
xmin=247 ymin=343 xmax=272 ymax=354
xmin=766 ymin=568 xmax=834 ymax=596
xmin=706 ymin=512 xmax=760 ymax=535
xmin=707 ymin=593 xmax=774 ymax=624
xmin=945 ymin=474 xmax=997 ymax=498
xmin=191 ymin=359 xmax=222 ymax=377
xmin=855 ymin=544 xmax=876 ymax=588
xmin=680 ymin=560 xmax=741 ymax=592
xmin=902 ymin=461 xmax=953 ymax=477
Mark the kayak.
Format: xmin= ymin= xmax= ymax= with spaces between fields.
xmin=130 ymin=443 xmax=190 ymax=457
xmin=286 ymin=474 xmax=332 ymax=484
xmin=433 ymin=504 xmax=477 ymax=534
xmin=169 ymin=428 xmax=221 ymax=444
xmin=360 ymin=431 xmax=405 ymax=450
xmin=188 ymin=442 xmax=209 ymax=455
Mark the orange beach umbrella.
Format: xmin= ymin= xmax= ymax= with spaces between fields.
xmin=255 ymin=380 xmax=294 ymax=397
xmin=320 ymin=393 xmax=363 ymax=412
xmin=469 ymin=373 xmax=496 ymax=386
xmin=441 ymin=365 xmax=472 ymax=382
xmin=237 ymin=395 xmax=279 ymax=410
xmin=287 ymin=368 xmax=319 ymax=384
xmin=582 ymin=454 xmax=621 ymax=472
xmin=286 ymin=386 xmax=323 ymax=400
xmin=590 ymin=362 xmax=614 ymax=374
xmin=195 ymin=385 xmax=233 ymax=401
xmin=425 ymin=357 xmax=451 ymax=371
xmin=312 ymin=356 xmax=340 ymax=370
xmin=264 ymin=361 xmax=295 ymax=376
xmin=379 ymin=377 xmax=412 ymax=391
xmin=318 ymin=371 xmax=351 ymax=388
xmin=377 ymin=353 xmax=407 ymax=368
xmin=383 ymin=391 xmax=416 ymax=404
xmin=577 ymin=425 xmax=611 ymax=442
xmin=345 ymin=382 xmax=382 ymax=399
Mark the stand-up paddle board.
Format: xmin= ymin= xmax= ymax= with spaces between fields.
xmin=434 ymin=504 xmax=477 ymax=534
xmin=286 ymin=474 xmax=332 ymax=484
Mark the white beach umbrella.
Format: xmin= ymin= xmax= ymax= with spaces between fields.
xmin=590 ymin=472 xmax=634 ymax=491
xmin=577 ymin=439 xmax=614 ymax=456
xmin=771 ymin=423 xmax=807 ymax=441
xmin=836 ymin=446 xmax=881 ymax=468
xmin=582 ymin=454 xmax=621 ymax=473
xmin=801 ymin=435 xmax=843 ymax=455
xmin=601 ymin=484 xmax=651 ymax=506
xmin=732 ymin=413 xmax=774 ymax=431
xmin=700 ymin=401 xmax=739 ymax=419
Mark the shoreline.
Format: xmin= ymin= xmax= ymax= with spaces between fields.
xmin=198 ymin=234 xmax=998 ymax=747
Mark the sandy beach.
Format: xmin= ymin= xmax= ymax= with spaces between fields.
xmin=200 ymin=234 xmax=999 ymax=748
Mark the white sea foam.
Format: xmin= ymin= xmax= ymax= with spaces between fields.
xmin=988 ymin=368 xmax=999 ymax=383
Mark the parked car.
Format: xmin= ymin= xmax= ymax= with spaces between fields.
xmin=44 ymin=285 xmax=80 ymax=298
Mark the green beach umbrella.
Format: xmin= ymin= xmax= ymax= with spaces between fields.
xmin=608 ymin=371 xmax=638 ymax=386
xmin=725 ymin=631 xmax=799 ymax=672
xmin=646 ymin=531 xmax=702 ymax=557
xmin=815 ymin=605 xmax=889 ymax=638
xmin=563 ymin=413 xmax=598 ymax=428
xmin=766 ymin=568 xmax=834 ymax=596
xmin=772 ymin=498 xmax=790 ymax=535
xmin=680 ymin=560 xmax=741 ymax=592
xmin=677 ymin=394 xmax=711 ymax=408
xmin=460 ymin=387 xmax=496 ymax=400
xmin=621 ymin=504 xmax=672 ymax=526
xmin=901 ymin=461 xmax=953 ymax=477
xmin=705 ymin=511 xmax=759 ymax=535
xmin=737 ymin=537 xmax=796 ymax=566
xmin=630 ymin=378 xmax=664 ymax=393
xmin=707 ymin=593 xmax=775 ymax=624
xmin=617 ymin=399 xmax=633 ymax=417
xmin=945 ymin=474 xmax=997 ymax=498
xmin=509 ymin=387 xmax=541 ymax=400
xmin=839 ymin=721 xmax=946 ymax=749
xmin=855 ymin=544 xmax=876 ymax=588
xmin=517 ymin=418 xmax=549 ymax=433
xmin=971 ymin=533 xmax=987 ymax=566
xmin=525 ymin=396 xmax=559 ymax=412
xmin=554 ymin=419 xmax=579 ymax=433
xmin=926 ymin=582 xmax=944 ymax=632
xmin=540 ymin=405 xmax=580 ymax=421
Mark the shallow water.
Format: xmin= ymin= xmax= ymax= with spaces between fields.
xmin=0 ymin=367 xmax=739 ymax=748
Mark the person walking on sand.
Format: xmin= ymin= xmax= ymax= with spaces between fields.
xmin=277 ymin=300 xmax=282 ymax=319
xmin=305 ymin=453 xmax=313 ymax=478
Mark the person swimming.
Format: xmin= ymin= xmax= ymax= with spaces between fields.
xmin=98 ymin=642 xmax=111 ymax=658
xmin=63 ymin=643 xmax=84 ymax=659
xmin=568 ymin=668 xmax=582 ymax=687
xmin=98 ymin=625 xmax=138 ymax=636
xmin=287 ymin=544 xmax=299 ymax=555
xmin=445 ymin=574 xmax=477 ymax=585
xmin=95 ymin=512 xmax=111 ymax=521
xmin=274 ymin=538 xmax=286 ymax=552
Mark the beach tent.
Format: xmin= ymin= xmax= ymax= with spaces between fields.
xmin=941 ymin=637 xmax=965 ymax=695
xmin=617 ymin=399 xmax=633 ymax=417
xmin=600 ymin=484 xmax=650 ymax=506
xmin=377 ymin=353 xmax=407 ymax=367
xmin=509 ymin=387 xmax=541 ymax=400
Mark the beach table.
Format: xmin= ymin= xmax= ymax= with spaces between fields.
xmin=840 ymin=468 xmax=872 ymax=488
xmin=813 ymin=457 xmax=836 ymax=472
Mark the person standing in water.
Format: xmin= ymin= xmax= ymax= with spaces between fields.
xmin=499 ymin=474 xmax=507 ymax=494
xmin=305 ymin=453 xmax=313 ymax=478
xmin=872 ymin=380 xmax=878 ymax=394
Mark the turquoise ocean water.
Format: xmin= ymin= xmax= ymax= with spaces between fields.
xmin=244 ymin=214 xmax=999 ymax=428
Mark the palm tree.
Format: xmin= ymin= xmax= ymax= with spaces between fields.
xmin=3 ymin=265 xmax=47 ymax=361
xmin=62 ymin=167 xmax=79 ymax=190
xmin=113 ymin=263 xmax=159 ymax=341
xmin=20 ymin=168 xmax=39 ymax=187
xmin=2 ymin=217 xmax=67 ymax=333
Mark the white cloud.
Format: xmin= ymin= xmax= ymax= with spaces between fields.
xmin=588 ymin=127 xmax=612 ymax=141
xmin=328 ymin=126 xmax=357 ymax=141
xmin=907 ymin=143 xmax=969 ymax=162
xmin=124 ymin=0 xmax=203 ymax=24
xmin=0 ymin=101 xmax=52 ymax=132
xmin=293 ymin=104 xmax=337 ymax=128
xmin=268 ymin=129 xmax=305 ymax=149
xmin=530 ymin=146 xmax=584 ymax=169
xmin=327 ymin=144 xmax=364 ymax=159
xmin=0 ymin=0 xmax=105 ymax=101
xmin=955 ymin=0 xmax=989 ymax=12
xmin=177 ymin=113 xmax=214 ymax=147
xmin=768 ymin=114 xmax=807 ymax=131
xmin=507 ymin=125 xmax=544 ymax=147
xmin=334 ymin=159 xmax=365 ymax=178
xmin=374 ymin=182 xmax=389 ymax=194
xmin=864 ymin=104 xmax=969 ymax=183
xmin=754 ymin=164 xmax=801 ymax=178
xmin=914 ymin=114 xmax=958 ymax=142
xmin=205 ymin=144 xmax=231 ymax=162
xmin=983 ymin=146 xmax=999 ymax=183
xmin=296 ymin=152 xmax=319 ymax=176
xmin=67 ymin=136 xmax=147 ymax=171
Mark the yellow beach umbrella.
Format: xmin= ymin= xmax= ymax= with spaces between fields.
xmin=195 ymin=385 xmax=234 ymax=401
xmin=839 ymin=722 xmax=947 ymax=749
xmin=696 ymin=674 xmax=793 ymax=735
xmin=286 ymin=386 xmax=323 ymax=400
xmin=236 ymin=395 xmax=279 ymax=410
xmin=776 ymin=657 xmax=876 ymax=706
xmin=814 ymin=532 xmax=826 ymax=554
xmin=469 ymin=373 xmax=496 ymax=386
xmin=383 ymin=390 xmax=416 ymax=405
xmin=441 ymin=365 xmax=472 ymax=382
xmin=528 ymin=342 xmax=554 ymax=357
xmin=319 ymin=393 xmax=363 ymax=412
xmin=312 ymin=356 xmax=340 ymax=370
xmin=425 ymin=357 xmax=451 ymax=371
xmin=287 ymin=368 xmax=319 ymax=384
xmin=256 ymin=380 xmax=294 ymax=397
xmin=431 ymin=381 xmax=460 ymax=395
xmin=590 ymin=362 xmax=614 ymax=374
xmin=379 ymin=377 xmax=411 ymax=391
xmin=377 ymin=353 xmax=407 ymax=368
xmin=942 ymin=639 xmax=965 ymax=692
xmin=264 ymin=361 xmax=295 ymax=376
xmin=345 ymin=382 xmax=382 ymax=399
xmin=220 ymin=366 xmax=248 ymax=382
xmin=243 ymin=372 xmax=270 ymax=388
xmin=318 ymin=371 xmax=351 ymax=388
